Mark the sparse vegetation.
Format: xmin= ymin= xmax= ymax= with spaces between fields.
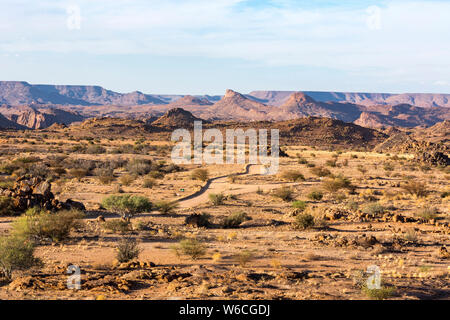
xmin=222 ymin=211 xmax=250 ymax=228
xmin=0 ymin=234 xmax=39 ymax=279
xmin=209 ymin=193 xmax=225 ymax=206
xmin=293 ymin=213 xmax=315 ymax=230
xmin=116 ymin=237 xmax=141 ymax=263
xmin=272 ymin=186 xmax=294 ymax=202
xmin=191 ymin=168 xmax=209 ymax=182
xmin=101 ymin=195 xmax=152 ymax=218
xmin=173 ymin=238 xmax=206 ymax=260
xmin=401 ymin=180 xmax=428 ymax=197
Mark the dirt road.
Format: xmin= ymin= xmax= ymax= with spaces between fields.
xmin=178 ymin=164 xmax=294 ymax=208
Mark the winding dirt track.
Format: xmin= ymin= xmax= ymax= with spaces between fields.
xmin=178 ymin=164 xmax=295 ymax=209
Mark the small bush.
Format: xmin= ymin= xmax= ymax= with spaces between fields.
xmin=143 ymin=178 xmax=157 ymax=188
xmin=234 ymin=249 xmax=256 ymax=267
xmin=0 ymin=196 xmax=16 ymax=216
xmin=292 ymin=200 xmax=307 ymax=211
xmin=116 ymin=237 xmax=141 ymax=263
xmin=13 ymin=209 xmax=84 ymax=242
xmin=322 ymin=175 xmax=354 ymax=193
xmin=191 ymin=169 xmax=209 ymax=182
xmin=280 ymin=170 xmax=305 ymax=182
xmin=148 ymin=170 xmax=164 ymax=179
xmin=307 ymin=190 xmax=323 ymax=201
xmin=209 ymin=193 xmax=225 ymax=206
xmin=173 ymin=238 xmax=206 ymax=260
xmin=104 ymin=219 xmax=132 ymax=234
xmin=222 ymin=212 xmax=250 ymax=228
xmin=401 ymin=181 xmax=428 ymax=197
xmin=185 ymin=213 xmax=212 ymax=228
xmin=127 ymin=159 xmax=152 ymax=176
xmin=154 ymin=201 xmax=179 ymax=215
xmin=94 ymin=167 xmax=115 ymax=185
xmin=272 ymin=187 xmax=294 ymax=202
xmin=362 ymin=285 xmax=396 ymax=300
xmin=415 ymin=207 xmax=438 ymax=222
xmin=102 ymin=195 xmax=152 ymax=218
xmin=294 ymin=213 xmax=315 ymax=230
xmin=119 ymin=174 xmax=136 ymax=186
xmin=362 ymin=202 xmax=385 ymax=215
xmin=0 ymin=235 xmax=38 ymax=279
xmin=310 ymin=166 xmax=331 ymax=177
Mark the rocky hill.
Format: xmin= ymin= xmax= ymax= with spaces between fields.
xmin=152 ymin=108 xmax=205 ymax=128
xmin=202 ymin=89 xmax=272 ymax=121
xmin=271 ymin=92 xmax=362 ymax=122
xmin=211 ymin=116 xmax=388 ymax=150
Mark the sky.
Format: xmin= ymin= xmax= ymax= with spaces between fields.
xmin=1 ymin=0 xmax=450 ymax=95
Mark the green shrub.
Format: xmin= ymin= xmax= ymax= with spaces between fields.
xmin=0 ymin=196 xmax=16 ymax=216
xmin=307 ymin=190 xmax=323 ymax=201
xmin=154 ymin=201 xmax=179 ymax=215
xmin=292 ymin=200 xmax=307 ymax=211
xmin=362 ymin=285 xmax=396 ymax=300
xmin=116 ymin=237 xmax=141 ymax=263
xmin=13 ymin=209 xmax=84 ymax=242
xmin=102 ymin=195 xmax=152 ymax=218
xmin=272 ymin=187 xmax=294 ymax=202
xmin=191 ymin=169 xmax=209 ymax=182
xmin=294 ymin=213 xmax=315 ymax=230
xmin=172 ymin=238 xmax=206 ymax=260
xmin=222 ymin=212 xmax=250 ymax=228
xmin=0 ymin=235 xmax=38 ymax=279
xmin=209 ymin=193 xmax=225 ymax=206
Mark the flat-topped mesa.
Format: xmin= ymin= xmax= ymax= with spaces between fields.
xmin=171 ymin=95 xmax=212 ymax=106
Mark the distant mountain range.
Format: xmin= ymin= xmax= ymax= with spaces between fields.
xmin=1 ymin=81 xmax=450 ymax=108
xmin=0 ymin=81 xmax=449 ymax=130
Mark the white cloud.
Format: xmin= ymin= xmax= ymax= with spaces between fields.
xmin=0 ymin=0 xmax=449 ymax=87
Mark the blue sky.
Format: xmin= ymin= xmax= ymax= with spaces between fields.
xmin=1 ymin=0 xmax=450 ymax=95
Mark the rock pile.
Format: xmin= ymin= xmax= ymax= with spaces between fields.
xmin=374 ymin=133 xmax=450 ymax=166
xmin=416 ymin=151 xmax=450 ymax=166
xmin=0 ymin=175 xmax=85 ymax=213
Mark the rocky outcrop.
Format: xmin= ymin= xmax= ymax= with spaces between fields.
xmin=152 ymin=108 xmax=205 ymax=128
xmin=0 ymin=176 xmax=85 ymax=213
xmin=373 ymin=132 xmax=450 ymax=166
xmin=0 ymin=105 xmax=85 ymax=129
